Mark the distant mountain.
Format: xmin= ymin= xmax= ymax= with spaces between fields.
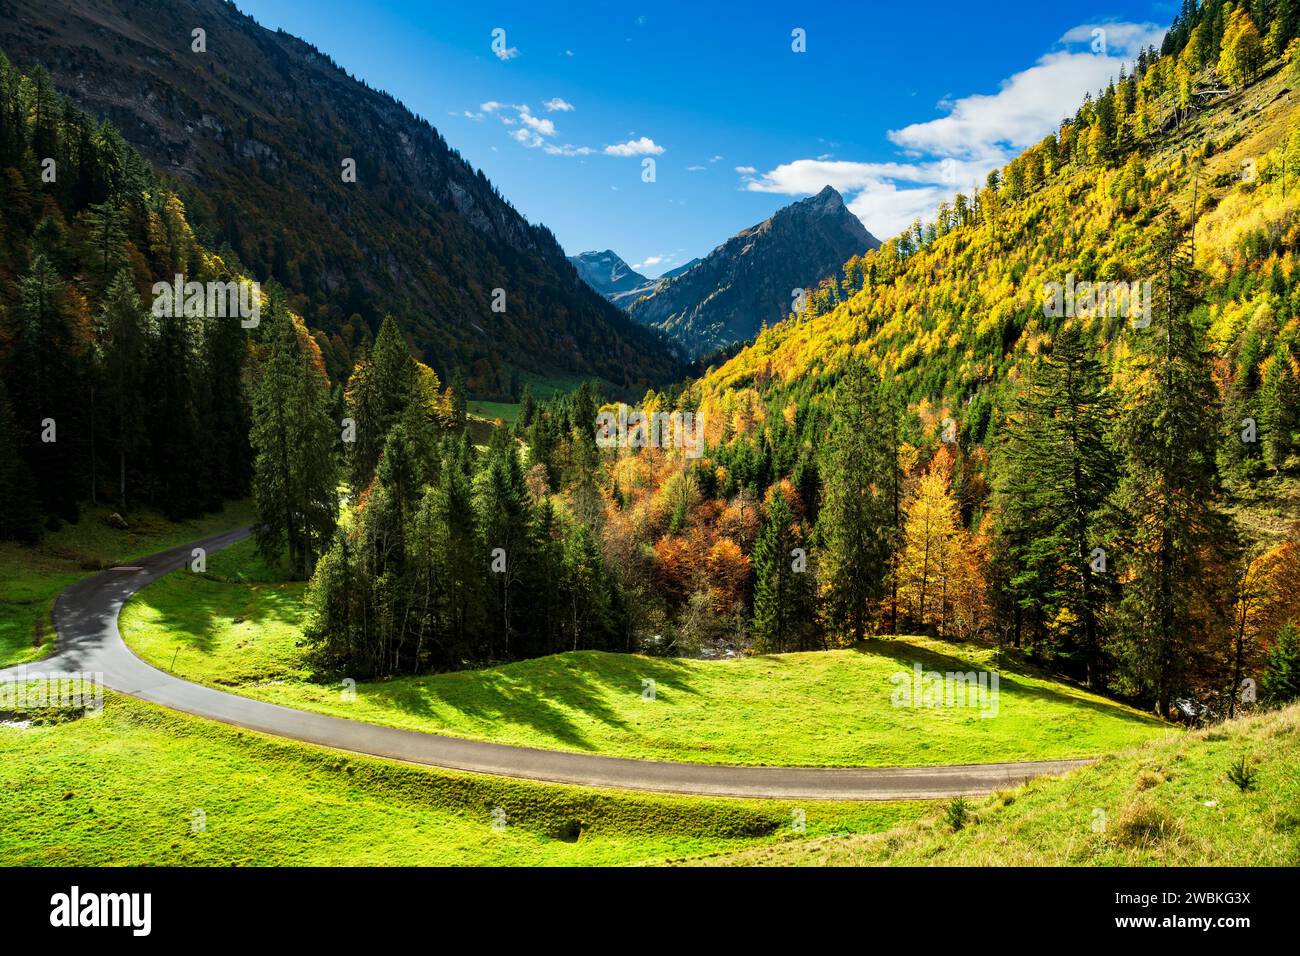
xmin=567 ymin=251 xmax=656 ymax=307
xmin=0 ymin=0 xmax=681 ymax=397
xmin=626 ymin=187 xmax=880 ymax=358
xmin=570 ymin=251 xmax=709 ymax=311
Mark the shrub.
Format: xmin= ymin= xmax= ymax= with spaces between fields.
xmin=1227 ymin=754 xmax=1258 ymax=792
xmin=944 ymin=797 xmax=970 ymax=831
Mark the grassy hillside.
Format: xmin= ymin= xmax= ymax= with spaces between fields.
xmin=0 ymin=502 xmax=253 ymax=669
xmin=0 ymin=690 xmax=921 ymax=866
xmin=120 ymin=538 xmax=1168 ymax=767
xmin=701 ymin=702 xmax=1300 ymax=866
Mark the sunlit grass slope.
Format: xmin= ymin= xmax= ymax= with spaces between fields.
xmin=701 ymin=703 xmax=1300 ymax=866
xmin=0 ymin=691 xmax=920 ymax=866
xmin=122 ymin=538 xmax=1169 ymax=768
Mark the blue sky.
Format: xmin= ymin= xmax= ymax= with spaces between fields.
xmin=237 ymin=0 xmax=1173 ymax=277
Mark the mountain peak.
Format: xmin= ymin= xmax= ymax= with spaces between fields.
xmin=625 ymin=189 xmax=881 ymax=358
xmin=791 ymin=185 xmax=847 ymax=214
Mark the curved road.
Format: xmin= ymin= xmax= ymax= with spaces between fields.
xmin=0 ymin=528 xmax=1092 ymax=801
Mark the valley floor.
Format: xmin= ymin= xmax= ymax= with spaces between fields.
xmin=119 ymin=538 xmax=1168 ymax=769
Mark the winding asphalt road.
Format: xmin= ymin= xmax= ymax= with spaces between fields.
xmin=0 ymin=527 xmax=1092 ymax=800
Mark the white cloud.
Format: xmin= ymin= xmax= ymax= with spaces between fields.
xmin=888 ymin=23 xmax=1165 ymax=158
xmin=746 ymin=20 xmax=1166 ymax=238
xmin=462 ymin=111 xmax=485 ymax=121
xmin=517 ymin=107 xmax=556 ymax=137
xmin=494 ymin=45 xmax=519 ymax=62
xmin=734 ymin=165 xmax=757 ymax=174
xmin=1059 ymin=21 xmax=1166 ymax=57
xmin=687 ymin=165 xmax=706 ymax=171
xmin=710 ymin=155 xmax=723 ymax=162
xmin=604 ymin=136 xmax=664 ymax=156
xmin=544 ymin=143 xmax=595 ymax=156
xmin=512 ymin=128 xmax=544 ymax=148
xmin=543 ymin=97 xmax=575 ymax=112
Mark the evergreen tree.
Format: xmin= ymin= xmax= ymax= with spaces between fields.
xmin=1113 ymin=218 xmax=1239 ymax=716
xmin=1260 ymin=621 xmax=1300 ymax=706
xmin=345 ymin=346 xmax=385 ymax=490
xmin=752 ymin=492 xmax=816 ymax=652
xmin=96 ymin=270 xmax=153 ymax=511
xmin=1261 ymin=343 xmax=1298 ymax=471
xmin=816 ymin=362 xmax=896 ymax=641
xmin=995 ymin=323 xmax=1119 ymax=687
xmin=9 ymin=252 xmax=80 ymax=523
xmin=0 ymin=380 xmax=42 ymax=543
xmin=475 ymin=428 xmax=534 ymax=659
xmin=250 ymin=307 xmax=339 ymax=579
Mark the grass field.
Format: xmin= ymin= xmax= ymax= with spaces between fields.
xmin=0 ymin=501 xmax=254 ymax=669
xmin=120 ymin=537 xmax=1170 ymax=768
xmin=0 ymin=690 xmax=923 ymax=866
xmin=701 ymin=703 xmax=1300 ymax=866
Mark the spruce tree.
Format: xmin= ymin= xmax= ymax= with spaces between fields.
xmin=96 ymin=269 xmax=153 ymax=511
xmin=995 ymin=323 xmax=1118 ymax=687
xmin=1261 ymin=342 xmax=1298 ymax=471
xmin=1113 ymin=218 xmax=1239 ymax=716
xmin=816 ymin=362 xmax=896 ymax=642
xmin=752 ymin=492 xmax=815 ymax=652
xmin=0 ymin=380 xmax=42 ymax=543
xmin=250 ymin=306 xmax=339 ymax=579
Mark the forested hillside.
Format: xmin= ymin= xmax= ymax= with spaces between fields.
xmin=0 ymin=0 xmax=681 ymax=397
xmin=408 ymin=0 xmax=1300 ymax=720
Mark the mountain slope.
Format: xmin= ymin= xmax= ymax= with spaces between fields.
xmin=627 ymin=186 xmax=880 ymax=358
xmin=0 ymin=0 xmax=680 ymax=396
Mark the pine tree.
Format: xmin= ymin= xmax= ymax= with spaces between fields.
xmin=995 ymin=323 xmax=1118 ymax=687
xmin=449 ymin=368 xmax=468 ymax=429
xmin=9 ymin=253 xmax=80 ymax=523
xmin=475 ymin=428 xmax=534 ymax=659
xmin=1113 ymin=218 xmax=1239 ymax=716
xmin=96 ymin=269 xmax=153 ymax=511
xmin=80 ymin=202 xmax=128 ymax=286
xmin=1260 ymin=622 xmax=1300 ymax=706
xmin=344 ymin=346 xmax=384 ymax=490
xmin=1261 ymin=344 xmax=1298 ymax=471
xmin=751 ymin=491 xmax=816 ymax=652
xmin=250 ymin=306 xmax=339 ymax=579
xmin=0 ymin=379 xmax=42 ymax=543
xmin=816 ymin=362 xmax=895 ymax=641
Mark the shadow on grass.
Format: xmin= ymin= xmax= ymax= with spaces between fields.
xmin=127 ymin=570 xmax=306 ymax=666
xmin=360 ymin=652 xmax=705 ymax=752
xmin=852 ymin=637 xmax=1164 ymax=729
